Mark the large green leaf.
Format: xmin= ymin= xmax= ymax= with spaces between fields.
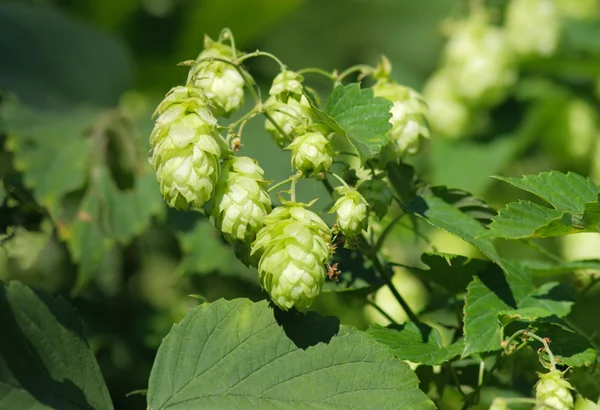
xmin=0 ymin=3 xmax=132 ymax=108
xmin=0 ymin=281 xmax=113 ymax=410
xmin=368 ymin=322 xmax=464 ymax=366
xmin=2 ymin=100 xmax=164 ymax=288
xmin=147 ymin=298 xmax=435 ymax=410
xmin=483 ymin=172 xmax=600 ymax=239
xmin=324 ymin=83 xmax=392 ymax=163
xmin=462 ymin=260 xmax=573 ymax=356
xmin=529 ymin=322 xmax=597 ymax=368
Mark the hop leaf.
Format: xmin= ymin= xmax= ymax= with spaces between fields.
xmin=149 ymin=85 xmax=225 ymax=210
xmin=373 ymin=80 xmax=430 ymax=157
xmin=535 ymin=369 xmax=574 ymax=410
xmin=357 ymin=176 xmax=393 ymax=219
xmin=209 ymin=156 xmax=272 ymax=245
xmin=286 ymin=131 xmax=334 ymax=175
xmin=269 ymin=70 xmax=304 ymax=103
xmin=193 ymin=37 xmax=244 ymax=117
xmin=330 ymin=189 xmax=369 ymax=238
xmin=264 ymin=95 xmax=314 ymax=147
xmin=251 ymin=206 xmax=332 ymax=311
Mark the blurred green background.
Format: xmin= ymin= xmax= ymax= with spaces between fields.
xmin=1 ymin=0 xmax=600 ymax=409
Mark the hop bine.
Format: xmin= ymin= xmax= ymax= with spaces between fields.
xmin=149 ymin=85 xmax=226 ymax=210
xmin=251 ymin=205 xmax=332 ymax=311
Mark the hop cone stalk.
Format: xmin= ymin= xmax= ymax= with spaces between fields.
xmin=264 ymin=95 xmax=314 ymax=147
xmin=443 ymin=12 xmax=517 ymax=107
xmin=535 ymin=369 xmax=574 ymax=410
xmin=269 ymin=70 xmax=304 ymax=103
xmin=210 ymin=156 xmax=272 ymax=245
xmin=286 ymin=131 xmax=334 ymax=175
xmin=252 ymin=206 xmax=332 ymax=311
xmin=373 ymin=80 xmax=430 ymax=156
xmin=193 ymin=37 xmax=244 ymax=117
xmin=330 ymin=189 xmax=369 ymax=238
xmin=506 ymin=0 xmax=561 ymax=57
xmin=149 ymin=86 xmax=225 ymax=210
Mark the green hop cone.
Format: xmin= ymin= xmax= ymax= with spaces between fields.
xmin=264 ymin=95 xmax=314 ymax=147
xmin=535 ymin=369 xmax=574 ymax=410
xmin=330 ymin=189 xmax=369 ymax=238
xmin=373 ymin=80 xmax=430 ymax=157
xmin=251 ymin=205 xmax=332 ymax=311
xmin=209 ymin=156 xmax=272 ymax=244
xmin=489 ymin=398 xmax=509 ymax=410
xmin=506 ymin=0 xmax=561 ymax=58
xmin=269 ymin=70 xmax=304 ymax=103
xmin=193 ymin=36 xmax=244 ymax=117
xmin=149 ymin=85 xmax=225 ymax=210
xmin=286 ymin=131 xmax=334 ymax=175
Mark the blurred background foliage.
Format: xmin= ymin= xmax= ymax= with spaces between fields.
xmin=1 ymin=0 xmax=600 ymax=409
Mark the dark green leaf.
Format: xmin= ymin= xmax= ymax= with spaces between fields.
xmin=322 ymin=246 xmax=385 ymax=293
xmin=0 ymin=281 xmax=113 ymax=410
xmin=368 ymin=322 xmax=464 ymax=366
xmin=531 ymin=322 xmax=597 ymax=368
xmin=147 ymin=298 xmax=435 ymax=410
xmin=325 ymin=83 xmax=392 ymax=163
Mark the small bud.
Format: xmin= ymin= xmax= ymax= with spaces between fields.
xmin=330 ymin=189 xmax=369 ymax=239
xmin=535 ymin=369 xmax=574 ymax=410
xmin=193 ymin=38 xmax=244 ymax=117
xmin=269 ymin=70 xmax=304 ymax=103
xmin=264 ymin=95 xmax=314 ymax=147
xmin=252 ymin=205 xmax=332 ymax=311
xmin=286 ymin=131 xmax=334 ymax=175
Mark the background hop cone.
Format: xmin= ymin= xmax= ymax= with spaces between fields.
xmin=373 ymin=80 xmax=430 ymax=156
xmin=193 ymin=37 xmax=244 ymax=117
xmin=149 ymin=85 xmax=225 ymax=210
xmin=330 ymin=189 xmax=369 ymax=238
xmin=264 ymin=95 xmax=314 ymax=147
xmin=535 ymin=369 xmax=574 ymax=410
xmin=286 ymin=131 xmax=334 ymax=175
xmin=506 ymin=0 xmax=561 ymax=57
xmin=251 ymin=206 xmax=332 ymax=311
xmin=269 ymin=70 xmax=304 ymax=103
xmin=210 ymin=156 xmax=272 ymax=245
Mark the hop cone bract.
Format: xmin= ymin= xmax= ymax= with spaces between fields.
xmin=373 ymin=80 xmax=430 ymax=156
xmin=269 ymin=70 xmax=304 ymax=103
xmin=535 ymin=369 xmax=574 ymax=410
xmin=264 ymin=95 xmax=314 ymax=147
xmin=210 ymin=156 xmax=272 ymax=244
xmin=286 ymin=131 xmax=334 ymax=175
xmin=149 ymin=86 xmax=224 ymax=210
xmin=193 ymin=37 xmax=244 ymax=117
xmin=252 ymin=206 xmax=332 ymax=311
xmin=330 ymin=189 xmax=369 ymax=238
xmin=506 ymin=0 xmax=561 ymax=57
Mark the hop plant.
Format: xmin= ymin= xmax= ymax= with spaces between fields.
xmin=149 ymin=85 xmax=225 ymax=210
xmin=506 ymin=0 xmax=561 ymax=57
xmin=373 ymin=80 xmax=430 ymax=157
xmin=535 ymin=369 xmax=574 ymax=410
xmin=209 ymin=156 xmax=272 ymax=245
xmin=251 ymin=205 xmax=332 ymax=311
xmin=269 ymin=70 xmax=304 ymax=103
xmin=264 ymin=95 xmax=314 ymax=147
xmin=286 ymin=130 xmax=334 ymax=175
xmin=489 ymin=398 xmax=509 ymax=410
xmin=443 ymin=12 xmax=517 ymax=107
xmin=192 ymin=36 xmax=244 ymax=117
xmin=330 ymin=188 xmax=369 ymax=239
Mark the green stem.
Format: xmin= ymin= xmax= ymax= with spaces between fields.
xmin=329 ymin=172 xmax=350 ymax=189
xmin=447 ymin=363 xmax=469 ymax=403
xmin=290 ymin=178 xmax=297 ymax=202
xmin=366 ymin=296 xmax=399 ymax=325
xmin=268 ymin=177 xmax=293 ymax=193
xmin=297 ymin=67 xmax=337 ymax=81
xmin=527 ymin=332 xmax=556 ymax=368
xmin=236 ymin=50 xmax=286 ymax=69
xmin=219 ymin=28 xmax=237 ymax=59
xmin=461 ymin=351 xmax=502 ymax=410
xmin=521 ymin=239 xmax=563 ymax=262
xmin=373 ymin=212 xmax=405 ymax=254
xmin=337 ymin=64 xmax=375 ymax=83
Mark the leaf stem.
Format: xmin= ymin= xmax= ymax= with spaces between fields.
xmin=268 ymin=177 xmax=294 ymax=193
xmin=337 ymin=64 xmax=375 ymax=83
xmin=297 ymin=67 xmax=337 ymax=81
xmin=236 ymin=50 xmax=286 ymax=70
xmin=328 ymin=172 xmax=349 ymax=189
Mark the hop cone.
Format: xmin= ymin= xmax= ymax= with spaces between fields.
xmin=269 ymin=70 xmax=304 ymax=103
xmin=443 ymin=12 xmax=517 ymax=107
xmin=330 ymin=189 xmax=369 ymax=238
xmin=489 ymin=398 xmax=509 ymax=410
xmin=252 ymin=206 xmax=332 ymax=311
xmin=264 ymin=95 xmax=314 ymax=147
xmin=373 ymin=80 xmax=430 ymax=156
xmin=286 ymin=131 xmax=334 ymax=175
xmin=210 ymin=156 xmax=272 ymax=244
xmin=149 ymin=85 xmax=225 ymax=210
xmin=535 ymin=369 xmax=574 ymax=410
xmin=193 ymin=37 xmax=244 ymax=117
xmin=506 ymin=0 xmax=561 ymax=57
